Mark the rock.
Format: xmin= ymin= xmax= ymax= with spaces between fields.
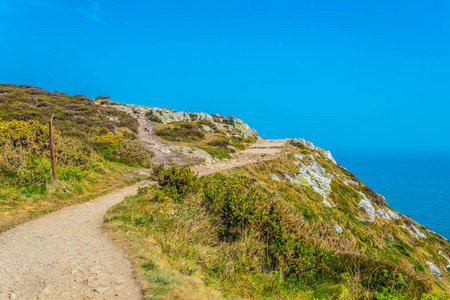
xmin=306 ymin=155 xmax=315 ymax=161
xmin=386 ymin=209 xmax=400 ymax=220
xmin=446 ymin=265 xmax=450 ymax=271
xmin=323 ymin=150 xmax=337 ymax=164
xmin=411 ymin=224 xmax=427 ymax=239
xmin=293 ymin=161 xmax=301 ymax=165
xmin=227 ymin=145 xmax=237 ymax=153
xmin=226 ymin=116 xmax=258 ymax=138
xmin=334 ymin=224 xmax=343 ymax=234
xmin=169 ymin=146 xmax=213 ymax=163
xmin=147 ymin=108 xmax=192 ymax=124
xmin=293 ymin=162 xmax=333 ymax=207
xmin=270 ymin=174 xmax=281 ymax=182
xmin=294 ymin=154 xmax=304 ymax=160
xmin=344 ymin=179 xmax=359 ymax=187
xmin=358 ymin=192 xmax=376 ymax=222
xmin=376 ymin=209 xmax=390 ymax=220
xmin=402 ymin=224 xmax=418 ymax=238
xmin=426 ymin=261 xmax=442 ymax=277
xmin=61 ymin=185 xmax=70 ymax=194
xmin=200 ymin=125 xmax=211 ymax=131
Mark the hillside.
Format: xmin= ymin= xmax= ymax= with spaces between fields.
xmin=1 ymin=83 xmax=449 ymax=299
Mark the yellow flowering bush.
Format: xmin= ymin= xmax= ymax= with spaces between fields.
xmin=92 ymin=133 xmax=121 ymax=144
xmin=0 ymin=118 xmax=48 ymax=148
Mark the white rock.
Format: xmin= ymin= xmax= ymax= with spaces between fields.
xmin=426 ymin=261 xmax=442 ymax=277
xmin=411 ymin=224 xmax=427 ymax=239
xmin=306 ymin=155 xmax=315 ymax=161
xmin=358 ymin=192 xmax=376 ymax=222
xmin=270 ymin=174 xmax=281 ymax=182
xmin=200 ymin=125 xmax=211 ymax=131
xmin=294 ymin=154 xmax=304 ymax=160
xmin=402 ymin=224 xmax=418 ymax=238
xmin=323 ymin=150 xmax=337 ymax=165
xmin=376 ymin=209 xmax=391 ymax=220
xmin=344 ymin=179 xmax=359 ymax=186
xmin=386 ymin=209 xmax=401 ymax=220
xmin=334 ymin=224 xmax=343 ymax=233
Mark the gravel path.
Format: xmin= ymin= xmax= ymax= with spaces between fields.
xmin=192 ymin=139 xmax=286 ymax=175
xmin=136 ymin=114 xmax=188 ymax=166
xmin=0 ymin=182 xmax=148 ymax=300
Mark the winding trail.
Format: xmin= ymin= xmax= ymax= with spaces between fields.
xmin=0 ymin=182 xmax=148 ymax=300
xmin=0 ymin=113 xmax=286 ymax=299
xmin=192 ymin=139 xmax=286 ymax=175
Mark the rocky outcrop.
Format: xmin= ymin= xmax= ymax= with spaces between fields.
xmin=358 ymin=192 xmax=376 ymax=222
xmin=426 ymin=261 xmax=442 ymax=277
xmin=226 ymin=116 xmax=258 ymax=139
xmin=144 ymin=108 xmax=259 ymax=139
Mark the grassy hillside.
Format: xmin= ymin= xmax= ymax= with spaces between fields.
xmin=106 ymin=144 xmax=450 ymax=299
xmin=0 ymin=83 xmax=153 ymax=230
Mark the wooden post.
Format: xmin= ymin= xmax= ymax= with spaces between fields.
xmin=49 ymin=114 xmax=57 ymax=183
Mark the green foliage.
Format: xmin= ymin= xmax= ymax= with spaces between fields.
xmin=139 ymin=165 xmax=430 ymax=299
xmin=198 ymin=146 xmax=232 ymax=159
xmin=155 ymin=123 xmax=205 ymax=142
xmin=147 ymin=114 xmax=163 ymax=123
xmin=0 ymin=84 xmax=152 ymax=191
xmin=151 ymin=165 xmax=201 ymax=202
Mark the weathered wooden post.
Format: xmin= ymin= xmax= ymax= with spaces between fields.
xmin=49 ymin=114 xmax=57 ymax=183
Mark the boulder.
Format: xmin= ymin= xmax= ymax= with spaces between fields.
xmin=270 ymin=174 xmax=281 ymax=182
xmin=294 ymin=154 xmax=304 ymax=160
xmin=226 ymin=116 xmax=258 ymax=138
xmin=411 ymin=224 xmax=427 ymax=239
xmin=323 ymin=150 xmax=337 ymax=164
xmin=334 ymin=224 xmax=343 ymax=234
xmin=306 ymin=155 xmax=315 ymax=161
xmin=358 ymin=192 xmax=376 ymax=222
xmin=200 ymin=125 xmax=212 ymax=131
xmin=426 ymin=261 xmax=442 ymax=277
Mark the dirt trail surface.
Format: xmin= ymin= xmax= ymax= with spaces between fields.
xmin=136 ymin=114 xmax=188 ymax=166
xmin=0 ymin=182 xmax=148 ymax=300
xmin=192 ymin=139 xmax=286 ymax=175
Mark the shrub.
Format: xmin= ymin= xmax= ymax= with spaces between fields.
xmin=148 ymin=114 xmax=163 ymax=123
xmin=155 ymin=125 xmax=205 ymax=142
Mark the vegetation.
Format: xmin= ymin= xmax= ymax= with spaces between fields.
xmin=0 ymin=83 xmax=153 ymax=230
xmin=155 ymin=123 xmax=205 ymax=142
xmin=106 ymin=159 xmax=449 ymax=299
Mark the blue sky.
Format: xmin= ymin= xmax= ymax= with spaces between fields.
xmin=1 ymin=0 xmax=449 ymax=153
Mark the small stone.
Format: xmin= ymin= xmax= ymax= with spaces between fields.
xmin=333 ymin=224 xmax=343 ymax=234
xmin=270 ymin=174 xmax=281 ymax=182
xmin=426 ymin=261 xmax=442 ymax=277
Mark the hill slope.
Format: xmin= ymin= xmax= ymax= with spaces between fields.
xmin=0 ymin=83 xmax=449 ymax=299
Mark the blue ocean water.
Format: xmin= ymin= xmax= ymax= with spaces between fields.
xmin=332 ymin=151 xmax=450 ymax=239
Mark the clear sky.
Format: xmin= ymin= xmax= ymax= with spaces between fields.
xmin=1 ymin=0 xmax=449 ymax=153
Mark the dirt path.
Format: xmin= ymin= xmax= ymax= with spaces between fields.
xmin=0 ymin=182 xmax=148 ymax=300
xmin=136 ymin=114 xmax=188 ymax=166
xmin=192 ymin=139 xmax=286 ymax=175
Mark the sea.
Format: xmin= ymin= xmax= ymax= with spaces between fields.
xmin=332 ymin=150 xmax=450 ymax=240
